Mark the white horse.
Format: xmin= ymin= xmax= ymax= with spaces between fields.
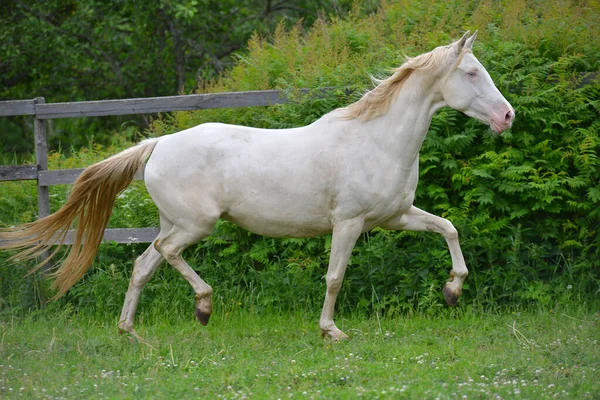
xmin=1 ymin=32 xmax=514 ymax=341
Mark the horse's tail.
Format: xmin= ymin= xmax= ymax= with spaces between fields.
xmin=0 ymin=138 xmax=159 ymax=299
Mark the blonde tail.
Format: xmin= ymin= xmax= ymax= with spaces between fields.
xmin=0 ymin=138 xmax=159 ymax=299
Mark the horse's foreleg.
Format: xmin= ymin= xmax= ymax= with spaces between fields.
xmin=118 ymin=243 xmax=164 ymax=340
xmin=382 ymin=206 xmax=468 ymax=306
xmin=320 ymin=218 xmax=364 ymax=341
xmin=154 ymin=226 xmax=214 ymax=325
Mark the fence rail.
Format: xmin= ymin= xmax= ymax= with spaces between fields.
xmin=0 ymin=89 xmax=313 ymax=245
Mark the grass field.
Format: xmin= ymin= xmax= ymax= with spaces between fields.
xmin=1 ymin=305 xmax=598 ymax=399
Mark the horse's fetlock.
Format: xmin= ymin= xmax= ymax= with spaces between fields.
xmin=118 ymin=320 xmax=133 ymax=334
xmin=195 ymin=288 xmax=213 ymax=300
xmin=451 ymin=268 xmax=468 ymax=280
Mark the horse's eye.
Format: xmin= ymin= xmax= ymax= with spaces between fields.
xmin=468 ymin=71 xmax=477 ymax=77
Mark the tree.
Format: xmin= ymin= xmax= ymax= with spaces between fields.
xmin=0 ymin=0 xmax=360 ymax=153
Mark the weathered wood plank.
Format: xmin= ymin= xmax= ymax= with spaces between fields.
xmin=578 ymin=72 xmax=599 ymax=88
xmin=101 ymin=228 xmax=158 ymax=243
xmin=34 ymin=90 xmax=309 ymax=119
xmin=37 ymin=168 xmax=84 ymax=186
xmin=38 ymin=168 xmax=144 ymax=186
xmin=0 ymin=228 xmax=160 ymax=247
xmin=0 ymin=99 xmax=36 ymax=116
xmin=33 ymin=98 xmax=51 ymax=270
xmin=34 ymin=98 xmax=50 ymax=219
xmin=62 ymin=227 xmax=159 ymax=244
xmin=0 ymin=165 xmax=39 ymax=181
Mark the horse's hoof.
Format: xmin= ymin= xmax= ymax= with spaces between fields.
xmin=443 ymin=284 xmax=458 ymax=307
xmin=320 ymin=327 xmax=349 ymax=341
xmin=194 ymin=308 xmax=211 ymax=325
xmin=194 ymin=292 xmax=212 ymax=326
xmin=118 ymin=323 xmax=146 ymax=343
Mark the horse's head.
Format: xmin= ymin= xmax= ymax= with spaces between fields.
xmin=440 ymin=32 xmax=515 ymax=134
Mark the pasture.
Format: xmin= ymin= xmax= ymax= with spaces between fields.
xmin=1 ymin=306 xmax=598 ymax=399
xmin=1 ymin=1 xmax=599 ymax=399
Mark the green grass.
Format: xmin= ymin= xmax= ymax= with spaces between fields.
xmin=1 ymin=306 xmax=598 ymax=399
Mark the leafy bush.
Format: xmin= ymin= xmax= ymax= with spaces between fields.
xmin=1 ymin=0 xmax=599 ymax=319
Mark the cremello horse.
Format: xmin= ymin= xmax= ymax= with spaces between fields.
xmin=1 ymin=32 xmax=514 ymax=340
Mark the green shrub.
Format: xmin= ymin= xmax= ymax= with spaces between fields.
xmin=1 ymin=0 xmax=599 ymax=318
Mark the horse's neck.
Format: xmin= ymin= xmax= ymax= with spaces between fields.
xmin=363 ymin=73 xmax=445 ymax=169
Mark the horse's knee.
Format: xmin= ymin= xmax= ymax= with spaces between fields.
xmin=154 ymin=225 xmax=213 ymax=262
xmin=154 ymin=238 xmax=180 ymax=264
xmin=131 ymin=268 xmax=152 ymax=287
xmin=326 ymin=274 xmax=344 ymax=293
xmin=439 ymin=219 xmax=458 ymax=240
xmin=153 ymin=238 xmax=164 ymax=256
xmin=130 ymin=248 xmax=162 ymax=287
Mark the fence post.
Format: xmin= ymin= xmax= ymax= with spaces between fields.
xmin=33 ymin=97 xmax=51 ymax=295
xmin=33 ymin=97 xmax=50 ymax=219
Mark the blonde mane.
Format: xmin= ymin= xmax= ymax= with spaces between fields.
xmin=343 ymin=45 xmax=468 ymax=121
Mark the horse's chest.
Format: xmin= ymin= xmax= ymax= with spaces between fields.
xmin=367 ymin=184 xmax=415 ymax=218
xmin=335 ymin=165 xmax=418 ymax=225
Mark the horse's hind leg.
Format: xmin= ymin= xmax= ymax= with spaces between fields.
xmin=381 ymin=206 xmax=468 ymax=306
xmin=118 ymin=242 xmax=164 ymax=341
xmin=320 ymin=218 xmax=364 ymax=341
xmin=154 ymin=222 xmax=216 ymax=325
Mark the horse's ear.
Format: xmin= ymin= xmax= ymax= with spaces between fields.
xmin=465 ymin=31 xmax=478 ymax=50
xmin=453 ymin=31 xmax=470 ymax=55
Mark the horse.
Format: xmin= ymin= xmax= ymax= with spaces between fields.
xmin=0 ymin=32 xmax=514 ymax=341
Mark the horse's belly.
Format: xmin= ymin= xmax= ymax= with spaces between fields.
xmin=221 ymin=210 xmax=332 ymax=238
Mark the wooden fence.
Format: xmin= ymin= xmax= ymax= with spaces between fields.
xmin=0 ymin=89 xmax=315 ymax=245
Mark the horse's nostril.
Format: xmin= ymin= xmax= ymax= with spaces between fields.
xmin=505 ymin=110 xmax=514 ymax=124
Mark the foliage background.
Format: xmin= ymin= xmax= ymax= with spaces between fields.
xmin=0 ymin=0 xmax=367 ymax=153
xmin=1 ymin=0 xmax=599 ymax=321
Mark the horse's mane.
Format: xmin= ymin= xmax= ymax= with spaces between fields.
xmin=343 ymin=45 xmax=468 ymax=121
